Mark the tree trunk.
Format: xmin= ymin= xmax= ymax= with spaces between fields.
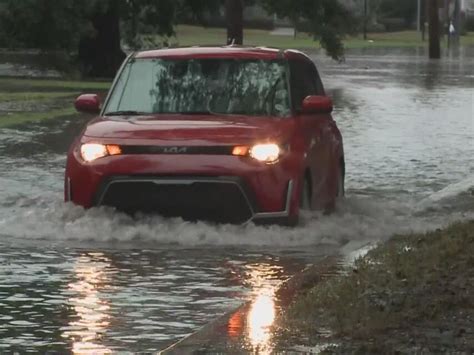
xmin=78 ymin=0 xmax=126 ymax=78
xmin=226 ymin=0 xmax=243 ymax=45
xmin=429 ymin=0 xmax=441 ymax=59
xmin=363 ymin=0 xmax=368 ymax=40
xmin=421 ymin=0 xmax=426 ymax=41
xmin=453 ymin=0 xmax=461 ymax=43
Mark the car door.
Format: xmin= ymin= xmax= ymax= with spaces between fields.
xmin=290 ymin=58 xmax=333 ymax=208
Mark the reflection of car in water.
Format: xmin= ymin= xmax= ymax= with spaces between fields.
xmin=65 ymin=46 xmax=345 ymax=225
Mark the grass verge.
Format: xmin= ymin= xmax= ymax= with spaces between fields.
xmin=0 ymin=107 xmax=77 ymax=128
xmin=174 ymin=25 xmax=474 ymax=50
xmin=0 ymin=77 xmax=111 ymax=91
xmin=0 ymin=92 xmax=76 ymax=103
xmin=277 ymin=221 xmax=474 ymax=353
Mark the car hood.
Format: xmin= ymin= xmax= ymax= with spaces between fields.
xmin=83 ymin=114 xmax=295 ymax=145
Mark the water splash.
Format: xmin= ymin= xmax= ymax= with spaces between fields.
xmin=1 ymin=191 xmax=471 ymax=248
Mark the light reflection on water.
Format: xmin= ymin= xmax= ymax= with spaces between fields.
xmin=63 ymin=253 xmax=112 ymax=354
xmin=0 ymin=246 xmax=305 ymax=353
xmin=246 ymin=264 xmax=278 ymax=353
xmin=226 ymin=263 xmax=283 ymax=354
xmin=247 ymin=291 xmax=276 ymax=352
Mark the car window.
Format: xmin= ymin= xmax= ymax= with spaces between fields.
xmin=311 ymin=64 xmax=325 ymax=96
xmin=289 ymin=59 xmax=325 ymax=111
xmin=105 ymin=58 xmax=291 ymax=117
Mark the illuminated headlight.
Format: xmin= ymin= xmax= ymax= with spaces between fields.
xmin=249 ymin=143 xmax=281 ymax=163
xmin=80 ymin=143 xmax=122 ymax=162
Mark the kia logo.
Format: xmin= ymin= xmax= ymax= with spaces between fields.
xmin=163 ymin=147 xmax=188 ymax=154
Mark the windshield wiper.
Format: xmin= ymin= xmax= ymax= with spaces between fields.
xmin=104 ymin=110 xmax=149 ymax=116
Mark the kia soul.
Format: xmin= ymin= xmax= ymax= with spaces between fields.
xmin=66 ymin=46 xmax=345 ymax=225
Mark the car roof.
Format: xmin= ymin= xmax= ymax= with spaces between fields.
xmin=134 ymin=46 xmax=312 ymax=61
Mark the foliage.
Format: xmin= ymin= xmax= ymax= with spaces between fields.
xmin=260 ymin=0 xmax=358 ymax=61
xmin=0 ymin=0 xmax=217 ymax=51
xmin=0 ymin=0 xmax=86 ymax=50
xmin=0 ymin=0 xmax=360 ymax=73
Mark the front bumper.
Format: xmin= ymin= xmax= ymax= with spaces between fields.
xmin=91 ymin=176 xmax=294 ymax=224
xmin=66 ymin=152 xmax=301 ymax=224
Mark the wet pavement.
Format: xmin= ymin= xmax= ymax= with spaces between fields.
xmin=0 ymin=47 xmax=473 ymax=352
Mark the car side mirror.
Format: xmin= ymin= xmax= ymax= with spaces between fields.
xmin=74 ymin=94 xmax=101 ymax=114
xmin=301 ymin=95 xmax=333 ymax=114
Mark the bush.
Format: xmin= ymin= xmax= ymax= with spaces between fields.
xmin=367 ymin=23 xmax=387 ymax=33
xmin=465 ymin=16 xmax=474 ymax=31
xmin=379 ymin=17 xmax=409 ymax=32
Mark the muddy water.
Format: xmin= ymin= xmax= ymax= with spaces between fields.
xmin=0 ymin=48 xmax=473 ymax=352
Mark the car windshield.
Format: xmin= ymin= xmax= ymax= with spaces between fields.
xmin=104 ymin=58 xmax=291 ymax=117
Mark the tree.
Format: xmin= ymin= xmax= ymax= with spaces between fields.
xmin=428 ymin=0 xmax=441 ymax=59
xmin=261 ymin=0 xmax=358 ymax=61
xmin=0 ymin=0 xmax=359 ymax=75
xmin=379 ymin=0 xmax=417 ymax=27
xmin=0 ymin=0 xmax=85 ymax=51
xmin=0 ymin=0 xmax=218 ymax=77
xmin=226 ymin=0 xmax=244 ymax=44
xmin=0 ymin=0 xmax=125 ymax=77
xmin=79 ymin=0 xmax=125 ymax=78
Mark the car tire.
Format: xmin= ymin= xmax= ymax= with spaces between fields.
xmin=300 ymin=176 xmax=312 ymax=211
xmin=337 ymin=164 xmax=345 ymax=198
xmin=323 ymin=165 xmax=344 ymax=215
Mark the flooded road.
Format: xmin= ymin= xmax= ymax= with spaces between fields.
xmin=0 ymin=48 xmax=473 ymax=352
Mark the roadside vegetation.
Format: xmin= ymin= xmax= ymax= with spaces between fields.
xmin=0 ymin=78 xmax=110 ymax=91
xmin=0 ymin=108 xmax=77 ymax=128
xmin=0 ymin=92 xmax=76 ymax=102
xmin=0 ymin=78 xmax=109 ymax=128
xmin=276 ymin=221 xmax=474 ymax=353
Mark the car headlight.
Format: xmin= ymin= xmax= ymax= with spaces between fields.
xmin=249 ymin=143 xmax=281 ymax=163
xmin=80 ymin=143 xmax=122 ymax=162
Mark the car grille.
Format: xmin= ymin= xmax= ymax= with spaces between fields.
xmin=96 ymin=177 xmax=255 ymax=224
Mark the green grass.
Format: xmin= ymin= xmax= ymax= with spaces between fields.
xmin=0 ymin=77 xmax=111 ymax=91
xmin=0 ymin=107 xmax=77 ymax=128
xmin=279 ymin=220 xmax=474 ymax=353
xmin=172 ymin=25 xmax=474 ymax=50
xmin=0 ymin=79 xmax=105 ymax=127
xmin=0 ymin=92 xmax=76 ymax=103
xmin=174 ymin=25 xmax=316 ymax=48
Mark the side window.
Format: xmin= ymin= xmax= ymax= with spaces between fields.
xmin=311 ymin=64 xmax=326 ymax=96
xmin=290 ymin=59 xmax=320 ymax=111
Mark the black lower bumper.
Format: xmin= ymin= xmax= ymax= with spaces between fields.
xmin=94 ymin=176 xmax=294 ymax=225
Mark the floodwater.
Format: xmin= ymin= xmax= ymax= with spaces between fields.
xmin=0 ymin=47 xmax=473 ymax=352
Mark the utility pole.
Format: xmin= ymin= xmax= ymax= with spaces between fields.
xmin=226 ymin=0 xmax=243 ymax=45
xmin=429 ymin=0 xmax=441 ymax=58
xmin=363 ymin=0 xmax=368 ymax=40
xmin=422 ymin=0 xmax=427 ymax=41
xmin=417 ymin=0 xmax=421 ymax=32
xmin=446 ymin=0 xmax=450 ymax=31
xmin=453 ymin=0 xmax=461 ymax=44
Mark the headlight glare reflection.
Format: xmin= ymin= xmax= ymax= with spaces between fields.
xmin=80 ymin=143 xmax=122 ymax=162
xmin=249 ymin=143 xmax=281 ymax=163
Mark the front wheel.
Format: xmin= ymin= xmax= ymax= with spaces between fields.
xmin=299 ymin=177 xmax=312 ymax=211
xmin=323 ymin=165 xmax=345 ymax=215
xmin=337 ymin=165 xmax=345 ymax=198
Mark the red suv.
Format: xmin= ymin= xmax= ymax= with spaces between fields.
xmin=66 ymin=46 xmax=344 ymax=225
